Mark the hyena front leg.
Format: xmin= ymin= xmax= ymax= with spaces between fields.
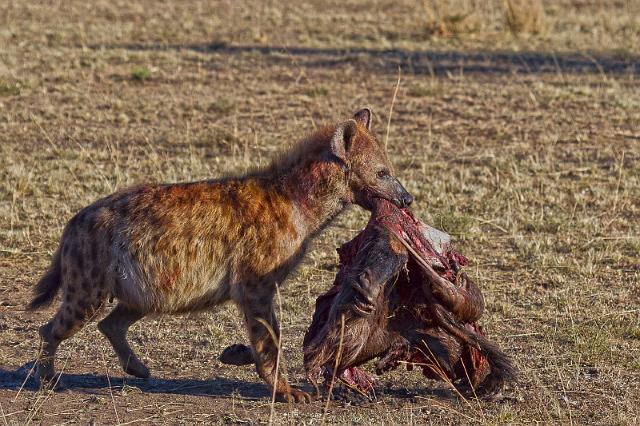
xmin=240 ymin=288 xmax=311 ymax=403
xmin=98 ymin=303 xmax=150 ymax=378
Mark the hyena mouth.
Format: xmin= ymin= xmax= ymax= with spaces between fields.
xmin=362 ymin=187 xmax=413 ymax=211
xmin=366 ymin=192 xmax=405 ymax=213
xmin=360 ymin=189 xmax=396 ymax=211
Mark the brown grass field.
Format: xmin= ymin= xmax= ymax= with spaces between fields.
xmin=1 ymin=0 xmax=639 ymax=424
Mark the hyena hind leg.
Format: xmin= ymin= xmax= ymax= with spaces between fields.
xmin=98 ymin=303 xmax=150 ymax=378
xmin=37 ymin=298 xmax=103 ymax=386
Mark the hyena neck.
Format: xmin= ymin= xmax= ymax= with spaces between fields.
xmin=279 ymin=160 xmax=349 ymax=235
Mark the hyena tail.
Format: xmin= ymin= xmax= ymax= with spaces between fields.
xmin=28 ymin=249 xmax=62 ymax=310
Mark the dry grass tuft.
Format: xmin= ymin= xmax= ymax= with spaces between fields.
xmin=503 ymin=0 xmax=545 ymax=35
xmin=0 ymin=79 xmax=22 ymax=97
xmin=422 ymin=0 xmax=548 ymax=38
xmin=130 ymin=67 xmax=152 ymax=82
xmin=424 ymin=1 xmax=480 ymax=37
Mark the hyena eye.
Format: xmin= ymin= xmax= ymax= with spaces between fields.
xmin=377 ymin=169 xmax=390 ymax=179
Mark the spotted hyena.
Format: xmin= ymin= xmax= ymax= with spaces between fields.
xmin=28 ymin=108 xmax=413 ymax=402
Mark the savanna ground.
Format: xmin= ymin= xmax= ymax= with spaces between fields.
xmin=1 ymin=0 xmax=639 ymax=424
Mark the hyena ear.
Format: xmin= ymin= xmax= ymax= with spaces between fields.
xmin=330 ymin=119 xmax=357 ymax=164
xmin=353 ymin=107 xmax=373 ymax=131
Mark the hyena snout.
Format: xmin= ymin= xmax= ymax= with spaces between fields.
xmin=393 ymin=178 xmax=413 ymax=208
xmin=378 ymin=176 xmax=413 ymax=209
xmin=358 ymin=174 xmax=414 ymax=210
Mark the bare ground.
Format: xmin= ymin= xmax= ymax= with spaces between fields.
xmin=1 ymin=0 xmax=639 ymax=424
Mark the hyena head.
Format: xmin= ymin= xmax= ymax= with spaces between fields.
xmin=330 ymin=108 xmax=413 ymax=210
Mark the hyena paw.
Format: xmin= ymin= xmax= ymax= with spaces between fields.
xmin=276 ymin=387 xmax=312 ymax=403
xmin=219 ymin=344 xmax=254 ymax=366
xmin=122 ymin=357 xmax=150 ymax=379
xmin=37 ymin=371 xmax=62 ymax=390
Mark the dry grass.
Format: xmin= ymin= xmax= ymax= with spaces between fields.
xmin=0 ymin=0 xmax=639 ymax=424
xmin=424 ymin=1 xmax=481 ymax=37
xmin=419 ymin=0 xmax=638 ymax=49
xmin=503 ymin=0 xmax=545 ymax=35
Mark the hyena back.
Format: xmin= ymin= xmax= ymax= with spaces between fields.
xmin=29 ymin=108 xmax=413 ymax=403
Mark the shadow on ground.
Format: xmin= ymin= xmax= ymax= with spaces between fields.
xmin=0 ymin=362 xmax=270 ymax=399
xmin=87 ymin=42 xmax=640 ymax=75
xmin=1 ymin=362 xmax=460 ymax=403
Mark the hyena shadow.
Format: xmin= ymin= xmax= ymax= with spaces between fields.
xmin=0 ymin=362 xmax=272 ymax=399
xmin=0 ymin=363 xmax=490 ymax=403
